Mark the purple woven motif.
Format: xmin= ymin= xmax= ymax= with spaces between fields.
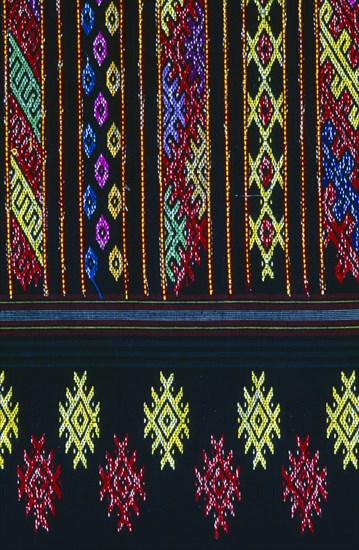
xmin=93 ymin=32 xmax=107 ymax=66
xmin=94 ymin=93 xmax=108 ymax=127
xmin=184 ymin=2 xmax=205 ymax=96
xmin=26 ymin=0 xmax=40 ymax=20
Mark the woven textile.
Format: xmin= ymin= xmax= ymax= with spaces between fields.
xmin=0 ymin=340 xmax=358 ymax=548
xmin=0 ymin=1 xmax=358 ymax=549
xmin=0 ymin=0 xmax=358 ymax=334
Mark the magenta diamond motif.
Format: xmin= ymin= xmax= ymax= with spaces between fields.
xmin=96 ymin=215 xmax=110 ymax=250
xmin=95 ymin=154 xmax=109 ymax=188
xmin=94 ymin=93 xmax=108 ymax=127
xmin=93 ymin=32 xmax=107 ymax=66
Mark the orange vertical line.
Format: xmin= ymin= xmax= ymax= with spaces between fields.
xmin=119 ymin=0 xmax=129 ymax=299
xmin=138 ymin=0 xmax=149 ymax=296
xmin=223 ymin=0 xmax=232 ymax=296
xmin=40 ymin=0 xmax=49 ymax=297
xmin=298 ymin=0 xmax=309 ymax=295
xmin=203 ymin=0 xmax=213 ymax=296
xmin=156 ymin=0 xmax=167 ymax=300
xmin=282 ymin=0 xmax=291 ymax=296
xmin=314 ymin=0 xmax=325 ymax=294
xmin=57 ymin=0 xmax=67 ymax=296
xmin=241 ymin=0 xmax=251 ymax=291
xmin=3 ymin=2 xmax=13 ymax=299
xmin=76 ymin=0 xmax=86 ymax=296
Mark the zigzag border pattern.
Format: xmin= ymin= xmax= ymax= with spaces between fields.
xmin=4 ymin=0 xmax=46 ymax=294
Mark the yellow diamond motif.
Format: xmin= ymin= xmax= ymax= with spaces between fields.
xmin=237 ymin=371 xmax=280 ymax=469
xmin=105 ymin=1 xmax=119 ymax=36
xmin=109 ymin=245 xmax=123 ymax=281
xmin=158 ymin=401 xmax=178 ymax=440
xmin=0 ymin=371 xmax=19 ymax=469
xmin=144 ymin=371 xmax=189 ymax=470
xmin=107 ymin=123 xmax=121 ymax=158
xmin=72 ymin=401 xmax=89 ymax=437
xmin=327 ymin=371 xmax=359 ymax=469
xmin=106 ymin=62 xmax=120 ymax=96
xmin=108 ymin=184 xmax=122 ymax=219
xmin=59 ymin=371 xmax=100 ymax=469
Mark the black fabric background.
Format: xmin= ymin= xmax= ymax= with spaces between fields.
xmin=0 ymin=337 xmax=358 ymax=550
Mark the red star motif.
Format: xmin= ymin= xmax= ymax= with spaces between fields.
xmin=17 ymin=434 xmax=61 ymax=532
xmin=195 ymin=435 xmax=241 ymax=538
xmin=99 ymin=435 xmax=145 ymax=532
xmin=282 ymin=435 xmax=328 ymax=534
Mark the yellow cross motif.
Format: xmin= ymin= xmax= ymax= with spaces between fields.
xmin=237 ymin=371 xmax=280 ymax=469
xmin=0 ymin=371 xmax=19 ymax=469
xmin=59 ymin=371 xmax=100 ymax=469
xmin=327 ymin=371 xmax=358 ymax=469
xmin=144 ymin=371 xmax=189 ymax=470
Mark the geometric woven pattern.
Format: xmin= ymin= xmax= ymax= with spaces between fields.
xmin=326 ymin=370 xmax=359 ymax=469
xmin=4 ymin=0 xmax=47 ymax=295
xmin=282 ymin=435 xmax=328 ymax=534
xmin=158 ymin=0 xmax=211 ymax=296
xmin=99 ymin=434 xmax=145 ymax=532
xmin=0 ymin=371 xmax=19 ymax=469
xmin=59 ymin=371 xmax=100 ymax=469
xmin=80 ymin=0 xmax=127 ymax=298
xmin=243 ymin=0 xmax=289 ymax=291
xmin=144 ymin=371 xmax=189 ymax=469
xmin=237 ymin=371 xmax=281 ymax=469
xmin=195 ymin=435 xmax=241 ymax=539
xmin=17 ymin=434 xmax=61 ymax=532
xmin=319 ymin=0 xmax=359 ymax=286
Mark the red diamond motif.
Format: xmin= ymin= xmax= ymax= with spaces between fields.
xmin=99 ymin=435 xmax=145 ymax=532
xmin=195 ymin=435 xmax=241 ymax=539
xmin=282 ymin=435 xmax=328 ymax=534
xmin=259 ymin=93 xmax=273 ymax=127
xmin=257 ymin=31 xmax=273 ymax=66
xmin=260 ymin=216 xmax=274 ymax=250
xmin=17 ymin=435 xmax=61 ymax=532
xmin=259 ymin=154 xmax=274 ymax=188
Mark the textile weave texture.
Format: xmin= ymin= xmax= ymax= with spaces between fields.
xmin=0 ymin=1 xmax=358 ymax=549
xmin=0 ymin=0 xmax=358 ymax=334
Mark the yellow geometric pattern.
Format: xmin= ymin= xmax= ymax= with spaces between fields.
xmin=246 ymin=0 xmax=285 ymax=280
xmin=105 ymin=1 xmax=119 ymax=36
xmin=237 ymin=371 xmax=280 ymax=469
xmin=0 ymin=371 xmax=19 ymax=469
xmin=108 ymin=184 xmax=122 ymax=219
xmin=160 ymin=0 xmax=185 ymax=36
xmin=320 ymin=1 xmax=359 ymax=126
xmin=107 ymin=123 xmax=121 ymax=158
xmin=326 ymin=371 xmax=359 ymax=470
xmin=144 ymin=371 xmax=189 ymax=470
xmin=185 ymin=125 xmax=207 ymax=220
xmin=59 ymin=371 xmax=100 ymax=469
xmin=109 ymin=245 xmax=123 ymax=281
xmin=106 ymin=62 xmax=120 ymax=96
xmin=10 ymin=154 xmax=43 ymax=266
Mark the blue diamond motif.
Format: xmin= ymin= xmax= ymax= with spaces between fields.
xmin=82 ymin=60 xmax=95 ymax=95
xmin=83 ymin=124 xmax=96 ymax=158
xmin=83 ymin=185 xmax=97 ymax=219
xmin=84 ymin=246 xmax=98 ymax=281
xmin=81 ymin=3 xmax=94 ymax=36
